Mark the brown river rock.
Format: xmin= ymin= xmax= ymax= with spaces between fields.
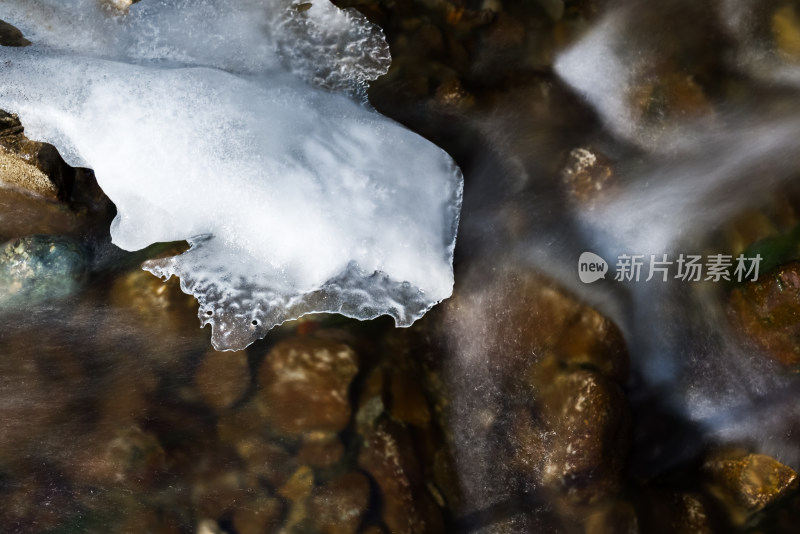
xmin=703 ymin=449 xmax=798 ymax=524
xmin=729 ymin=262 xmax=800 ymax=367
xmin=0 ymin=110 xmax=76 ymax=200
xmin=195 ymin=348 xmax=251 ymax=412
xmin=296 ymin=432 xmax=345 ymax=468
xmin=3 ymin=1 xmax=800 ymax=532
xmin=231 ymin=494 xmax=284 ymax=534
xmin=257 ymin=336 xmax=359 ymax=436
xmin=358 ymin=418 xmax=445 ymax=534
xmin=309 ymin=471 xmax=371 ymax=534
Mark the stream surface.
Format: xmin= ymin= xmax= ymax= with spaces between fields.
xmin=2 ymin=0 xmax=800 ymax=533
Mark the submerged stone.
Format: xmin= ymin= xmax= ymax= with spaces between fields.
xmin=773 ymin=4 xmax=800 ymax=62
xmin=729 ymin=262 xmax=800 ymax=367
xmin=561 ymin=147 xmax=615 ymax=209
xmin=257 ymin=336 xmax=359 ymax=436
xmin=109 ymin=264 xmax=198 ymax=335
xmin=358 ymin=418 xmax=445 ymax=534
xmin=231 ymin=495 xmax=283 ymax=534
xmin=194 ymin=348 xmax=250 ymax=412
xmin=0 ymin=234 xmax=87 ymax=308
xmin=554 ymin=2 xmax=722 ymax=150
xmin=309 ymin=471 xmax=371 ymax=534
xmin=0 ymin=185 xmax=82 ymax=239
xmin=440 ymin=265 xmax=631 ymax=526
xmin=703 ymin=450 xmax=798 ymax=524
xmin=296 ymin=432 xmax=345 ymax=468
xmin=637 ymin=490 xmax=715 ymax=534
xmin=74 ymin=424 xmax=167 ymax=488
xmin=278 ymin=465 xmax=315 ymax=531
xmin=537 ymin=369 xmax=629 ymax=505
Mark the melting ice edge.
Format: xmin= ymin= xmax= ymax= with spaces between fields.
xmin=0 ymin=0 xmax=463 ymax=350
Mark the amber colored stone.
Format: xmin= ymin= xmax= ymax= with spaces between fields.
xmin=638 ymin=491 xmax=715 ymax=534
xmin=389 ymin=369 xmax=432 ymax=427
xmin=358 ymin=419 xmax=444 ymax=534
xmin=310 ymin=472 xmax=371 ymax=534
xmin=0 ymin=110 xmax=72 ymax=199
xmin=553 ymin=306 xmax=629 ymax=382
xmin=0 ymin=186 xmax=81 ymax=239
xmin=258 ymin=337 xmax=359 ymax=435
xmin=279 ymin=466 xmax=315 ymax=531
xmin=74 ymin=425 xmax=167 ymax=487
xmin=232 ymin=495 xmax=284 ymax=534
xmin=704 ymin=450 xmax=798 ymax=524
xmin=195 ymin=349 xmax=250 ymax=411
xmin=434 ymin=78 xmax=475 ymax=111
xmin=505 ymin=405 xmax=548 ymax=483
xmin=109 ymin=267 xmax=198 ymax=335
xmin=729 ymin=262 xmax=800 ymax=366
xmin=561 ymin=147 xmax=615 ymax=208
xmin=116 ymin=508 xmax=185 ymax=534
xmin=773 ymin=4 xmax=800 ymax=61
xmin=584 ymin=499 xmax=640 ymax=534
xmin=296 ymin=432 xmax=345 ymax=468
xmin=537 ymin=370 xmax=629 ymax=505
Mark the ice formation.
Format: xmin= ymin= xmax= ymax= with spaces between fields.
xmin=0 ymin=0 xmax=463 ymax=350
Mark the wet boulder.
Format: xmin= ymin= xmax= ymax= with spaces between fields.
xmin=0 ymin=110 xmax=75 ymax=200
xmin=537 ymin=369 xmax=630 ymax=505
xmin=0 ymin=20 xmax=30 ymax=47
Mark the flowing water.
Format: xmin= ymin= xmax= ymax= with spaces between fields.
xmin=2 ymin=0 xmax=800 ymax=533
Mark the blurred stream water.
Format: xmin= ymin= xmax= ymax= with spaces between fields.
xmin=3 ymin=0 xmax=800 ymax=533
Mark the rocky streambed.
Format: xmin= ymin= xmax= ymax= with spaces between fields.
xmin=3 ymin=1 xmax=800 ymax=533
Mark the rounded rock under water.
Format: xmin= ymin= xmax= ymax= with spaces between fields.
xmin=0 ymin=234 xmax=87 ymax=308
